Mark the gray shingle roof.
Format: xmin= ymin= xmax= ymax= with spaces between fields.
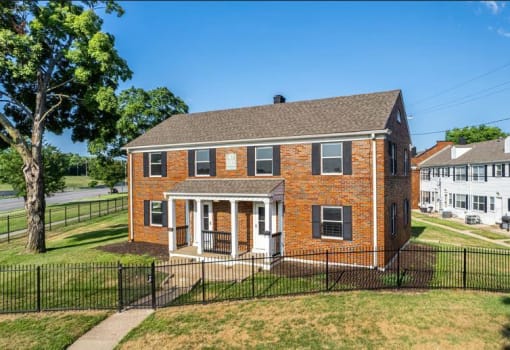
xmin=420 ymin=138 xmax=510 ymax=166
xmin=125 ymin=90 xmax=401 ymax=149
xmin=166 ymin=179 xmax=284 ymax=195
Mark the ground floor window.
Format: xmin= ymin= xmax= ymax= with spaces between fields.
xmin=448 ymin=193 xmax=453 ymax=206
xmin=321 ymin=206 xmax=343 ymax=238
xmin=455 ymin=194 xmax=467 ymax=209
xmin=489 ymin=197 xmax=495 ymax=212
xmin=472 ymin=195 xmax=486 ymax=212
xmin=421 ymin=191 xmax=431 ymax=204
xmin=151 ymin=201 xmax=163 ymax=226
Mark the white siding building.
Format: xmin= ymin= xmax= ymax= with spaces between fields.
xmin=418 ymin=136 xmax=510 ymax=225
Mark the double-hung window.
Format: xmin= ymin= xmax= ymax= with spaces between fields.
xmin=489 ymin=197 xmax=495 ymax=211
xmin=255 ymin=146 xmax=273 ymax=175
xmin=421 ymin=169 xmax=431 ymax=181
xmin=150 ymin=201 xmax=163 ymax=226
xmin=495 ymin=164 xmax=503 ymax=177
xmin=391 ymin=203 xmax=397 ymax=235
xmin=195 ymin=149 xmax=210 ymax=176
xmin=321 ymin=206 xmax=343 ymax=238
xmin=404 ymin=149 xmax=409 ymax=176
xmin=455 ymin=166 xmax=466 ymax=181
xmin=321 ymin=143 xmax=343 ymax=174
xmin=473 ymin=195 xmax=486 ymax=211
xmin=455 ymin=194 xmax=467 ymax=209
xmin=472 ymin=165 xmax=485 ymax=182
xmin=149 ymin=153 xmax=162 ymax=177
xmin=390 ymin=142 xmax=397 ymax=175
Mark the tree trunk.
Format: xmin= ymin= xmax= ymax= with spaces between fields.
xmin=24 ymin=143 xmax=46 ymax=253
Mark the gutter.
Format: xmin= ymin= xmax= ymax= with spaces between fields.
xmin=371 ymin=133 xmax=378 ymax=268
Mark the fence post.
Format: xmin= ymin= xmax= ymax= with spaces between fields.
xmin=107 ymin=199 xmax=109 ymax=214
xmin=201 ymin=261 xmax=206 ymax=304
xmin=36 ymin=266 xmax=41 ymax=312
xmin=99 ymin=201 xmax=101 ymax=217
xmin=7 ymin=215 xmax=10 ymax=243
xmin=89 ymin=202 xmax=92 ymax=220
xmin=118 ymin=262 xmax=123 ymax=312
xmin=64 ymin=206 xmax=67 ymax=226
xmin=151 ymin=261 xmax=156 ymax=309
xmin=251 ymin=256 xmax=255 ymax=298
xmin=463 ymin=248 xmax=467 ymax=289
xmin=115 ymin=198 xmax=117 ymax=212
xmin=49 ymin=209 xmax=52 ymax=231
xmin=325 ymin=250 xmax=329 ymax=291
xmin=397 ymin=249 xmax=401 ymax=288
xmin=78 ymin=203 xmax=80 ymax=223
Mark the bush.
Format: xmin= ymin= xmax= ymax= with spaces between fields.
xmin=88 ymin=180 xmax=98 ymax=188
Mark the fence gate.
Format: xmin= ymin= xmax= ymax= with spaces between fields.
xmin=118 ymin=263 xmax=155 ymax=310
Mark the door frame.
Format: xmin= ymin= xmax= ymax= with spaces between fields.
xmin=252 ymin=203 xmax=268 ymax=253
xmin=201 ymin=201 xmax=214 ymax=250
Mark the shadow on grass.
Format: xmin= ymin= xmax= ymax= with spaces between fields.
xmin=501 ymin=296 xmax=510 ymax=349
xmin=411 ymin=226 xmax=426 ymax=238
xmin=47 ymin=225 xmax=127 ymax=251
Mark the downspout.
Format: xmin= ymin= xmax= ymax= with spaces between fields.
xmin=371 ymin=133 xmax=378 ymax=268
xmin=129 ymin=151 xmax=134 ymax=241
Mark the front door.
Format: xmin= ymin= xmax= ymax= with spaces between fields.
xmin=253 ymin=204 xmax=267 ymax=252
xmin=202 ymin=201 xmax=213 ymax=250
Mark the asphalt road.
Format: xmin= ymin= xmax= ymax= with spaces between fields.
xmin=0 ymin=186 xmax=126 ymax=212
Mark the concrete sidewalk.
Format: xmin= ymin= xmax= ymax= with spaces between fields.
xmin=68 ymin=309 xmax=153 ymax=350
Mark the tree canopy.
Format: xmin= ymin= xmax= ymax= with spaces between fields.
xmin=89 ymin=157 xmax=124 ymax=192
xmin=445 ymin=125 xmax=508 ymax=144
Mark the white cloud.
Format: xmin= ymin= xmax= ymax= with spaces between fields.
xmin=497 ymin=27 xmax=510 ymax=37
xmin=482 ymin=1 xmax=506 ymax=15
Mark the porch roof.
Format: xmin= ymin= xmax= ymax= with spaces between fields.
xmin=164 ymin=178 xmax=284 ymax=200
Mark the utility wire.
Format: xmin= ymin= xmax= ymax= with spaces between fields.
xmin=411 ymin=116 xmax=510 ymax=136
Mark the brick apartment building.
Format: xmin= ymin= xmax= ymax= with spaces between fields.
xmin=123 ymin=90 xmax=412 ymax=268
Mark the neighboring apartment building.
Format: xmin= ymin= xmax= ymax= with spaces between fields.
xmin=416 ymin=137 xmax=510 ymax=225
xmin=123 ymin=90 xmax=412 ymax=268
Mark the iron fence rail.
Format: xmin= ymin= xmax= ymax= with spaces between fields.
xmin=0 ymin=245 xmax=509 ymax=314
xmin=0 ymin=196 xmax=128 ymax=243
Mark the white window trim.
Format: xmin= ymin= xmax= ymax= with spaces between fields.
xmin=195 ymin=149 xmax=210 ymax=177
xmin=472 ymin=165 xmax=485 ymax=182
xmin=489 ymin=196 xmax=495 ymax=212
xmin=255 ymin=146 xmax=273 ymax=176
xmin=472 ymin=195 xmax=486 ymax=212
xmin=396 ymin=109 xmax=402 ymax=124
xmin=495 ymin=164 xmax=503 ymax=177
xmin=150 ymin=200 xmax=163 ymax=227
xmin=320 ymin=142 xmax=343 ymax=175
xmin=149 ymin=152 xmax=162 ymax=177
xmin=455 ymin=194 xmax=467 ymax=209
xmin=455 ymin=166 xmax=466 ymax=181
xmin=321 ymin=205 xmax=344 ymax=239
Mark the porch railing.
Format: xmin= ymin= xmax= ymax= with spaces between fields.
xmin=176 ymin=225 xmax=188 ymax=248
xmin=271 ymin=232 xmax=282 ymax=257
xmin=202 ymin=230 xmax=231 ymax=255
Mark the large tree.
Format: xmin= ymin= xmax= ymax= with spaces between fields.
xmin=0 ymin=1 xmax=131 ymax=252
xmin=89 ymin=157 xmax=124 ymax=193
xmin=0 ymin=144 xmax=67 ymax=199
xmin=88 ymin=86 xmax=188 ymax=158
xmin=445 ymin=125 xmax=508 ymax=144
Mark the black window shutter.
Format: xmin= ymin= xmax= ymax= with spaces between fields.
xmin=453 ymin=167 xmax=456 ymax=181
xmin=161 ymin=201 xmax=168 ymax=227
xmin=343 ymin=206 xmax=352 ymax=241
xmin=188 ymin=150 xmax=195 ymax=177
xmin=161 ymin=152 xmax=167 ymax=177
xmin=209 ymin=148 xmax=216 ymax=176
xmin=247 ymin=146 xmax=255 ymax=176
xmin=484 ymin=165 xmax=487 ymax=182
xmin=465 ymin=165 xmax=468 ymax=181
xmin=492 ymin=164 xmax=496 ymax=177
xmin=508 ymin=198 xmax=510 ymax=211
xmin=144 ymin=200 xmax=150 ymax=226
xmin=466 ymin=195 xmax=469 ymax=209
xmin=453 ymin=194 xmax=456 ymax=208
xmin=504 ymin=164 xmax=507 ymax=177
xmin=143 ymin=153 xmax=149 ymax=177
xmin=447 ymin=167 xmax=450 ymax=177
xmin=342 ymin=141 xmax=352 ymax=175
xmin=312 ymin=205 xmax=321 ymax=239
xmin=311 ymin=143 xmax=321 ymax=175
xmin=273 ymin=145 xmax=281 ymax=176
xmin=484 ymin=196 xmax=487 ymax=213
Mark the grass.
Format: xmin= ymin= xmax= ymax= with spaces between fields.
xmin=64 ymin=175 xmax=102 ymax=189
xmin=0 ymin=183 xmax=12 ymax=191
xmin=0 ymin=311 xmax=110 ymax=350
xmin=413 ymin=212 xmax=510 ymax=240
xmin=117 ymin=290 xmax=510 ymax=349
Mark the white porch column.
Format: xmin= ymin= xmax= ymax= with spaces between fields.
xmin=264 ymin=199 xmax=272 ymax=257
xmin=195 ymin=199 xmax=203 ymax=254
xmin=168 ymin=198 xmax=176 ymax=252
xmin=278 ymin=201 xmax=284 ymax=254
xmin=230 ymin=200 xmax=238 ymax=258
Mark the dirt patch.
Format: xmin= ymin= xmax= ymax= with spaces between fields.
xmin=96 ymin=241 xmax=169 ymax=261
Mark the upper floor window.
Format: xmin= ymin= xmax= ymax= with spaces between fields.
xmin=321 ymin=206 xmax=343 ymax=238
xmin=472 ymin=165 xmax=485 ymax=182
xmin=390 ymin=203 xmax=397 ymax=235
xmin=495 ymin=164 xmax=503 ymax=177
xmin=255 ymin=146 xmax=273 ymax=175
xmin=150 ymin=201 xmax=163 ymax=226
xmin=390 ymin=142 xmax=397 ymax=175
xmin=472 ymin=195 xmax=486 ymax=212
xmin=396 ymin=109 xmax=402 ymax=124
xmin=404 ymin=149 xmax=409 ymax=176
xmin=195 ymin=149 xmax=210 ymax=176
xmin=321 ymin=143 xmax=343 ymax=174
xmin=150 ymin=153 xmax=162 ymax=177
xmin=421 ymin=169 xmax=431 ymax=181
xmin=454 ymin=166 xmax=466 ymax=181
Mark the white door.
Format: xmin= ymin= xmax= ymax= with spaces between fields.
xmin=202 ymin=201 xmax=214 ymax=250
xmin=253 ymin=204 xmax=267 ymax=252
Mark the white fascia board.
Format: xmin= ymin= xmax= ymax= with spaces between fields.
xmin=163 ymin=192 xmax=272 ymax=201
xmin=123 ymin=129 xmax=391 ymax=153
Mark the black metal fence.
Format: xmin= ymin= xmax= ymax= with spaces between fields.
xmin=0 ymin=196 xmax=128 ymax=243
xmin=1 ymin=244 xmax=510 ymax=314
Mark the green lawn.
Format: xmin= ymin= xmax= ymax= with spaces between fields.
xmin=0 ymin=311 xmax=110 ymax=350
xmin=118 ymin=290 xmax=510 ymax=349
xmin=64 ymin=176 xmax=103 ymax=189
xmin=0 ymin=183 xmax=12 ymax=191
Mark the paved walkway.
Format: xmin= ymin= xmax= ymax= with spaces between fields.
xmin=413 ymin=217 xmax=510 ymax=249
xmin=68 ymin=308 xmax=153 ymax=350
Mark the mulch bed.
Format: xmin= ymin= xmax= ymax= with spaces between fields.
xmin=97 ymin=241 xmax=169 ymax=261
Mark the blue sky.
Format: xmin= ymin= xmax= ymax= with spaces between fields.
xmin=47 ymin=1 xmax=510 ymax=154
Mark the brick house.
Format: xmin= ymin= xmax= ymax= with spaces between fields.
xmin=123 ymin=90 xmax=412 ymax=268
